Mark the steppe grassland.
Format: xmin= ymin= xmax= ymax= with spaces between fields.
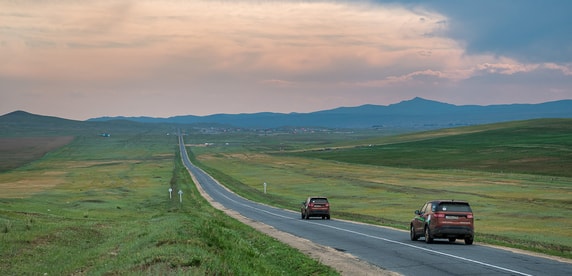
xmin=0 ymin=135 xmax=172 ymax=200
xmin=190 ymin=142 xmax=572 ymax=257
xmin=0 ymin=170 xmax=67 ymax=198
xmin=0 ymin=136 xmax=75 ymax=175
xmin=0 ymin=133 xmax=339 ymax=275
xmin=0 ymin=134 xmax=176 ymax=219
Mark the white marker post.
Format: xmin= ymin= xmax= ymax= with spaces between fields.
xmin=168 ymin=188 xmax=173 ymax=199
xmin=178 ymin=190 xmax=183 ymax=203
xmin=264 ymin=182 xmax=267 ymax=194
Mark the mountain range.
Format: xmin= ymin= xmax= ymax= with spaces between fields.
xmin=87 ymin=97 xmax=572 ymax=130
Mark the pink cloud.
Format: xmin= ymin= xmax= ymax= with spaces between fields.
xmin=0 ymin=1 xmax=570 ymax=120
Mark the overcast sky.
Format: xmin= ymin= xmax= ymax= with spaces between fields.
xmin=1 ymin=0 xmax=571 ymax=120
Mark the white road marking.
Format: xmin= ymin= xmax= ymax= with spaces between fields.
xmin=212 ymin=184 xmax=533 ymax=276
xmin=181 ymin=135 xmax=533 ymax=276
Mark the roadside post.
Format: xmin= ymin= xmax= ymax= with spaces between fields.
xmin=178 ymin=190 xmax=183 ymax=203
xmin=264 ymin=182 xmax=267 ymax=194
xmin=168 ymin=188 xmax=173 ymax=199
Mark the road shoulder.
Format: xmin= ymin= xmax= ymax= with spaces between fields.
xmin=186 ymin=166 xmax=400 ymax=276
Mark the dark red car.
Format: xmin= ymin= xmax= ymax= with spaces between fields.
xmin=410 ymin=200 xmax=474 ymax=245
xmin=301 ymin=196 xmax=330 ymax=220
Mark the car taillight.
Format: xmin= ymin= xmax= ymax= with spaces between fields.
xmin=467 ymin=214 xmax=473 ymax=219
xmin=433 ymin=213 xmax=445 ymax=218
xmin=308 ymin=203 xmax=314 ymax=208
xmin=325 ymin=203 xmax=329 ymax=208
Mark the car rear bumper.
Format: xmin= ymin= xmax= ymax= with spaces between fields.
xmin=308 ymin=210 xmax=330 ymax=216
xmin=432 ymin=226 xmax=474 ymax=238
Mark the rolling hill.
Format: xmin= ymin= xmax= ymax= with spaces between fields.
xmin=87 ymin=97 xmax=572 ymax=129
xmin=0 ymin=110 xmax=168 ymax=137
xmin=284 ymin=118 xmax=572 ymax=177
xmin=3 ymin=97 xmax=572 ymax=131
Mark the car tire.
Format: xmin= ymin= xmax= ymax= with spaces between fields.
xmin=410 ymin=225 xmax=419 ymax=241
xmin=448 ymin=238 xmax=456 ymax=243
xmin=464 ymin=237 xmax=474 ymax=245
xmin=305 ymin=212 xmax=310 ymax=220
xmin=424 ymin=226 xmax=433 ymax=244
xmin=326 ymin=215 xmax=330 ymax=220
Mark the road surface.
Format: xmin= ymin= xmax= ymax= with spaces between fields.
xmin=178 ymin=134 xmax=571 ymax=276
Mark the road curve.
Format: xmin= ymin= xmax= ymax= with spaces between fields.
xmin=178 ymin=134 xmax=572 ymax=276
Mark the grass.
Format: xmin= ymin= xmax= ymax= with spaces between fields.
xmin=0 ymin=132 xmax=338 ymax=275
xmin=288 ymin=119 xmax=572 ymax=177
xmin=187 ymin=119 xmax=572 ymax=259
xmin=0 ymin=136 xmax=75 ymax=172
xmin=2 ymin=117 xmax=571 ymax=274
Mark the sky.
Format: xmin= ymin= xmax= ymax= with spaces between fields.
xmin=1 ymin=0 xmax=571 ymax=120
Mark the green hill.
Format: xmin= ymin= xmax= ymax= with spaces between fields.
xmin=0 ymin=111 xmax=175 ymax=137
xmin=286 ymin=119 xmax=572 ymax=177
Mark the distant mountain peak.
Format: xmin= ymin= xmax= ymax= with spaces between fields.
xmin=3 ymin=110 xmax=34 ymax=116
xmin=5 ymin=98 xmax=571 ymax=130
xmin=386 ymin=97 xmax=455 ymax=113
xmin=1 ymin=110 xmax=46 ymax=120
xmin=408 ymin=96 xmax=427 ymax=102
xmin=0 ymin=110 xmax=80 ymax=124
xmin=392 ymin=97 xmax=451 ymax=106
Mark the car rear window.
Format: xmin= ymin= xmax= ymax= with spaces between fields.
xmin=437 ymin=202 xmax=472 ymax=212
xmin=311 ymin=198 xmax=328 ymax=204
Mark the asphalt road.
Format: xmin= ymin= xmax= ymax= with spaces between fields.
xmin=178 ymin=135 xmax=571 ymax=276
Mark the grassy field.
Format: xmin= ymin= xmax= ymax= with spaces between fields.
xmin=2 ymin=117 xmax=571 ymax=275
xmin=289 ymin=118 xmax=572 ymax=177
xmin=0 ymin=136 xmax=75 ymax=173
xmin=187 ymin=119 xmax=572 ymax=258
xmin=0 ymin=131 xmax=338 ymax=275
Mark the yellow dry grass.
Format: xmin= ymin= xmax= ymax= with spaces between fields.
xmin=0 ymin=171 xmax=66 ymax=198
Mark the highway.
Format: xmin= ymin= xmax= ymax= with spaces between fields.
xmin=178 ymin=134 xmax=571 ymax=275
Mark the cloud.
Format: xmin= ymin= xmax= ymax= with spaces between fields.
xmin=542 ymin=63 xmax=572 ymax=76
xmin=353 ymin=69 xmax=448 ymax=87
xmin=0 ymin=1 xmax=453 ymax=81
xmin=405 ymin=0 xmax=572 ymax=63
xmin=260 ymin=79 xmax=297 ymax=88
xmin=0 ymin=0 xmax=571 ymax=119
xmin=475 ymin=62 xmax=539 ymax=75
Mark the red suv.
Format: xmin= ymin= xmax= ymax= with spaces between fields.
xmin=410 ymin=200 xmax=474 ymax=245
xmin=301 ymin=196 xmax=330 ymax=220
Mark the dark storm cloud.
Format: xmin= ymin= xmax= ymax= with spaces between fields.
xmin=379 ymin=0 xmax=572 ymax=63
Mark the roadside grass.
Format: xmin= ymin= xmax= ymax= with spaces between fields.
xmin=188 ymin=120 xmax=572 ymax=259
xmin=0 ymin=133 xmax=338 ymax=275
